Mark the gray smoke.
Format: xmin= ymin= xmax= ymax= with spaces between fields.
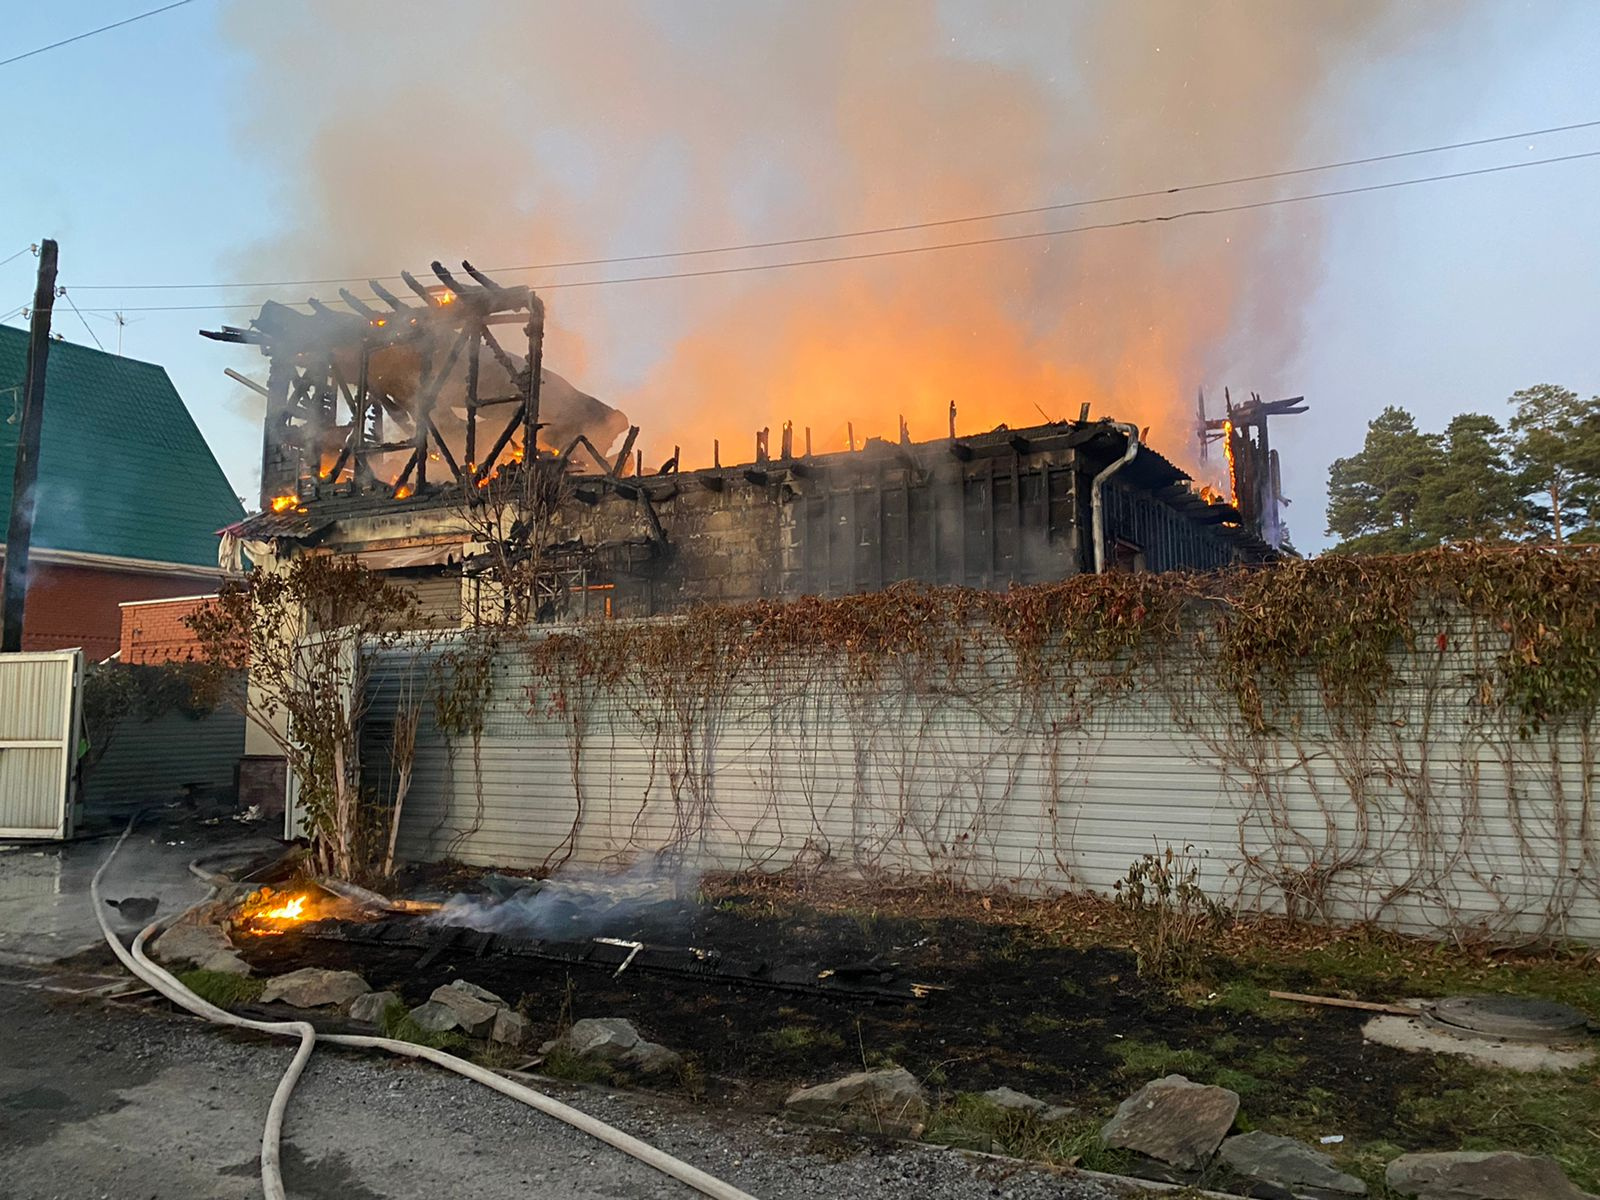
xmin=430 ymin=853 xmax=697 ymax=942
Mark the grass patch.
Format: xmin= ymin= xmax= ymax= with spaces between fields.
xmin=378 ymin=999 xmax=468 ymax=1052
xmin=924 ymin=1093 xmax=1131 ymax=1174
xmin=539 ymin=1046 xmax=616 ymax=1085
xmin=177 ymin=969 xmax=265 ymax=1009
xmin=1021 ymin=1012 xmax=1068 ymax=1034
xmin=761 ymin=1025 xmax=846 ymax=1053
xmin=1110 ymin=1037 xmax=1214 ymax=1077
xmin=1208 ymin=978 xmax=1301 ymax=1019
xmin=1210 ymin=1066 xmax=1268 ymax=1097
xmin=1396 ymin=1064 xmax=1600 ymax=1192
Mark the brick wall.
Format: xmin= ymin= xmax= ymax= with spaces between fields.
xmin=0 ymin=561 xmax=223 ymax=661
xmin=119 ymin=594 xmax=218 ymax=664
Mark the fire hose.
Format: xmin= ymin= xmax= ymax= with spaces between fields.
xmin=92 ymin=818 xmax=757 ymax=1200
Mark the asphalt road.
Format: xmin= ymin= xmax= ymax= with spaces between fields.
xmin=0 ymin=964 xmax=1119 ymax=1200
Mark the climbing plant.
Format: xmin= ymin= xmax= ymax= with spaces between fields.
xmin=416 ymin=545 xmax=1600 ymax=941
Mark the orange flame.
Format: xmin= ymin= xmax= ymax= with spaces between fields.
xmin=260 ymin=895 xmax=306 ymax=921
xmin=270 ymin=494 xmax=297 ymax=513
xmin=1221 ymin=419 xmax=1239 ymax=507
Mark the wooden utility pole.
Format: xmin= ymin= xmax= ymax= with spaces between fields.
xmin=2 ymin=239 xmax=59 ymax=653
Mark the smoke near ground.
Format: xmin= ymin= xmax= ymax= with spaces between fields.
xmin=429 ymin=854 xmax=696 ymax=942
xmin=220 ymin=1 xmax=1425 ymax=478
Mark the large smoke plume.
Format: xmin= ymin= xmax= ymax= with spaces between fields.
xmin=221 ymin=1 xmax=1421 ymax=475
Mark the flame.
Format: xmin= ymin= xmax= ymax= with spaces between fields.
xmin=432 ymin=288 xmax=455 ymax=306
xmin=235 ymin=887 xmax=315 ymax=936
xmin=394 ymin=484 xmax=413 ymax=499
xmin=261 ymin=895 xmax=306 ymax=921
xmin=1222 ymin=419 xmax=1239 ymax=507
xmin=270 ymin=494 xmax=297 ymax=513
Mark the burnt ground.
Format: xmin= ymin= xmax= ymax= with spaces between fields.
xmin=235 ymin=892 xmax=1441 ymax=1149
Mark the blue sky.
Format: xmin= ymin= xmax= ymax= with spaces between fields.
xmin=3 ymin=1 xmax=1597 ymax=553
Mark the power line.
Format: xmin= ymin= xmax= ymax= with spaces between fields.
xmin=0 ymin=245 xmax=37 ymax=269
xmin=59 ymin=288 xmax=106 ymax=351
xmin=0 ymin=1 xmax=201 ymax=70
xmin=70 ymin=117 xmax=1600 ymax=293
xmin=71 ymin=147 xmax=1600 ymax=315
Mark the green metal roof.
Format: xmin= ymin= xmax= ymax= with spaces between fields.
xmin=0 ymin=326 xmax=244 ymax=568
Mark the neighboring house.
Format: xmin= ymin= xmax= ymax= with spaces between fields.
xmin=0 ymin=328 xmax=245 ymax=660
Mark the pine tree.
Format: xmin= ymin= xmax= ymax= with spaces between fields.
xmin=1325 ymin=406 xmax=1442 ymax=553
xmin=1414 ymin=413 xmax=1524 ymax=543
xmin=1506 ymin=385 xmax=1600 ymax=544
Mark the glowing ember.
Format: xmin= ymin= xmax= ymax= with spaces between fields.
xmin=394 ymin=484 xmax=413 ymax=499
xmin=270 ymin=494 xmax=297 ymax=513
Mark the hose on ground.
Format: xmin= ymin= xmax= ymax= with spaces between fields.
xmin=92 ymin=817 xmax=757 ymax=1200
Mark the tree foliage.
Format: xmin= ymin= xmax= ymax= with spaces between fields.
xmin=185 ymin=556 xmax=421 ymax=879
xmin=1327 ymin=388 xmax=1600 ymax=552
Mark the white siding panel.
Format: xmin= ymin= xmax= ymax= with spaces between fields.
xmin=370 ymin=628 xmax=1600 ymax=943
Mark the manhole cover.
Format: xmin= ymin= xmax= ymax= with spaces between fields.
xmin=1424 ymin=995 xmax=1590 ymax=1043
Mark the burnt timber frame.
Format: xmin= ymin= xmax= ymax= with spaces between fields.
xmin=203 ymin=261 xmax=546 ymax=508
xmin=1195 ymin=389 xmax=1308 ymax=550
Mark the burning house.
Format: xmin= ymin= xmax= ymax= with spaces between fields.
xmin=210 ymin=262 xmax=1291 ymax=623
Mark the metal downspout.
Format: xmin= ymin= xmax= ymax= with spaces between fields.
xmin=1090 ymin=423 xmax=1140 ymax=574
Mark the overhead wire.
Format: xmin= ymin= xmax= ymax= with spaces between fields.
xmin=0 ymin=0 xmax=202 ymax=70
xmin=60 ymin=288 xmax=106 ymax=351
xmin=69 ymin=146 xmax=1600 ymax=315
xmin=0 ymin=245 xmax=37 ymax=270
xmin=69 ymin=116 xmax=1600 ymax=293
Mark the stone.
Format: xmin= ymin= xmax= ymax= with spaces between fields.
xmin=1385 ymin=1151 xmax=1592 ymax=1200
xmin=1221 ymin=1132 xmax=1367 ymax=1197
xmin=541 ymin=1017 xmax=642 ymax=1062
xmin=620 ymin=1040 xmax=683 ymax=1075
xmin=259 ymin=968 xmax=370 ymax=1008
xmin=428 ymin=984 xmax=499 ymax=1036
xmin=784 ymin=1067 xmax=929 ymax=1127
xmin=152 ymin=922 xmax=234 ymax=967
xmin=538 ymin=1018 xmax=681 ymax=1076
xmin=408 ymin=1000 xmax=465 ymax=1034
xmin=349 ymin=990 xmax=400 ymax=1024
xmin=981 ymin=1086 xmax=1075 ymax=1123
xmin=197 ymin=950 xmax=252 ymax=977
xmin=447 ymin=979 xmax=507 ymax=1007
xmin=1100 ymin=1074 xmax=1240 ymax=1170
xmin=490 ymin=1008 xmax=529 ymax=1046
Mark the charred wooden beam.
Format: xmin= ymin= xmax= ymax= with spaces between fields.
xmin=949 ymin=441 xmax=974 ymax=462
xmin=369 ymin=280 xmax=413 ymax=312
xmin=338 ymin=288 xmax=383 ymax=320
xmin=400 ymin=270 xmax=435 ymax=304
xmin=224 ymin=368 xmax=269 ymax=398
xmin=460 ymin=260 xmax=504 ymax=292
xmin=473 ymin=403 xmax=527 ymax=483
xmin=479 ymin=327 xmax=523 ymax=380
xmin=610 ymin=426 xmax=640 ymax=477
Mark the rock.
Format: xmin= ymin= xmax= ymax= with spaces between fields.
xmin=1385 ymin=1151 xmax=1592 ymax=1200
xmin=490 ymin=1008 xmax=529 ymax=1046
xmin=259 ymin=968 xmax=370 ymax=1008
xmin=981 ymin=1087 xmax=1075 ymax=1123
xmin=152 ymin=922 xmax=234 ymax=967
xmin=428 ymin=984 xmax=499 ymax=1037
xmin=408 ymin=1000 xmax=465 ymax=1034
xmin=541 ymin=1017 xmax=643 ymax=1062
xmin=447 ymin=979 xmax=507 ymax=1007
xmin=538 ymin=1018 xmax=681 ymax=1075
xmin=197 ymin=950 xmax=252 ymax=977
xmin=349 ymin=990 xmax=400 ymax=1024
xmin=620 ymin=1040 xmax=683 ymax=1075
xmin=1100 ymin=1074 xmax=1239 ymax=1170
xmin=1221 ymin=1132 xmax=1367 ymax=1197
xmin=785 ymin=1067 xmax=929 ymax=1130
